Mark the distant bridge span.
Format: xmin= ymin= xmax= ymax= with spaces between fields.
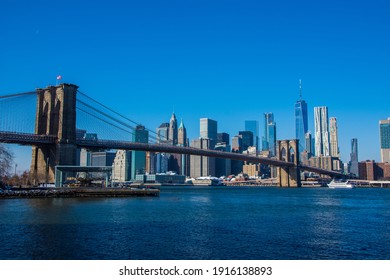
xmin=0 ymin=131 xmax=343 ymax=178
xmin=78 ymin=139 xmax=343 ymax=177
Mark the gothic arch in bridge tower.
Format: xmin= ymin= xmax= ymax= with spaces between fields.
xmin=277 ymin=139 xmax=301 ymax=187
xmin=30 ymin=84 xmax=78 ymax=184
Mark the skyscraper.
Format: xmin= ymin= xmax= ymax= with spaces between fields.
xmin=350 ymin=138 xmax=359 ymax=177
xmin=200 ymin=118 xmax=217 ymax=142
xmin=268 ymin=122 xmax=276 ymax=157
xmin=238 ymin=131 xmax=254 ymax=151
xmin=112 ymin=150 xmax=132 ymax=182
xmin=380 ymin=117 xmax=390 ymax=163
xmin=156 ymin=122 xmax=169 ymax=143
xmin=190 ymin=138 xmax=215 ymax=178
xmin=217 ymin=132 xmax=230 ymax=145
xmin=262 ymin=113 xmax=276 ymax=156
xmin=178 ymin=119 xmax=187 ymax=146
xmin=169 ymin=113 xmax=178 ymax=145
xmin=245 ymin=120 xmax=259 ymax=150
xmin=329 ymin=117 xmax=340 ymax=158
xmin=305 ymin=132 xmax=313 ymax=156
xmin=294 ymin=80 xmax=308 ymax=152
xmin=131 ymin=125 xmax=149 ymax=179
xmin=314 ymin=106 xmax=330 ymax=156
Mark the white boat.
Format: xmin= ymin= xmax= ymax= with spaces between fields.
xmin=327 ymin=180 xmax=355 ymax=189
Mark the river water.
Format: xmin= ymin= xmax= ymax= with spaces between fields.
xmin=0 ymin=186 xmax=389 ymax=260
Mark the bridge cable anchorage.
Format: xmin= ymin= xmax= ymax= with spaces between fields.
xmin=77 ymin=90 xmax=168 ymax=142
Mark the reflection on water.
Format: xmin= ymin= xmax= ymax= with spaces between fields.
xmin=1 ymin=187 xmax=389 ymax=259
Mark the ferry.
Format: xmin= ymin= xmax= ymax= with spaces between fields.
xmin=327 ymin=179 xmax=355 ymax=189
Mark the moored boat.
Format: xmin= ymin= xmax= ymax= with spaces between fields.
xmin=327 ymin=180 xmax=355 ymax=189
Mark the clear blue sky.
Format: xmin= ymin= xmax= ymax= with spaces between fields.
xmin=1 ymin=0 xmax=389 ymax=172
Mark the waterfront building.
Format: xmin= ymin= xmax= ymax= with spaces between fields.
xmin=217 ymin=132 xmax=230 ymax=145
xmin=358 ymin=160 xmax=390 ymax=180
xmin=380 ymin=117 xmax=390 ymax=163
xmin=190 ymin=138 xmax=215 ymax=178
xmin=349 ymin=138 xmax=359 ymax=177
xmin=169 ymin=113 xmax=178 ymax=145
xmin=112 ymin=150 xmax=132 ymax=182
xmin=262 ymin=113 xmax=276 ymax=157
xmin=329 ymin=117 xmax=340 ymax=158
xmin=294 ymin=81 xmax=308 ymax=152
xmin=243 ymin=163 xmax=261 ymax=178
xmin=157 ymin=122 xmax=169 ymax=143
xmin=238 ymin=131 xmax=254 ymax=151
xmin=131 ymin=125 xmax=149 ymax=179
xmin=200 ymin=118 xmax=218 ymax=141
xmin=245 ymin=120 xmax=259 ymax=150
xmin=135 ymin=173 xmax=186 ymax=184
xmin=314 ymin=106 xmax=330 ymax=156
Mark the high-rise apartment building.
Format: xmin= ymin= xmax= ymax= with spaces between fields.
xmin=131 ymin=125 xmax=149 ymax=179
xmin=329 ymin=117 xmax=340 ymax=158
xmin=245 ymin=120 xmax=259 ymax=150
xmin=349 ymin=138 xmax=359 ymax=177
xmin=200 ymin=118 xmax=217 ymax=142
xmin=380 ymin=117 xmax=390 ymax=163
xmin=294 ymin=81 xmax=308 ymax=152
xmin=314 ymin=106 xmax=330 ymax=156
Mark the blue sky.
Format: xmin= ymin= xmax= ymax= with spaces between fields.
xmin=1 ymin=0 xmax=389 ymax=172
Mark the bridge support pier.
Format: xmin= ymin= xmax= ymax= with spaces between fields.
xmin=277 ymin=140 xmax=301 ymax=187
xmin=30 ymin=84 xmax=78 ymax=184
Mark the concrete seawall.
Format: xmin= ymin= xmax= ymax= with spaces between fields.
xmin=0 ymin=187 xmax=159 ymax=198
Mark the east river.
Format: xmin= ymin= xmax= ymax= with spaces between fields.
xmin=0 ymin=186 xmax=389 ymax=259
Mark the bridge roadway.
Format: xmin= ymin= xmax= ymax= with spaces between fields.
xmin=0 ymin=131 xmax=344 ymax=177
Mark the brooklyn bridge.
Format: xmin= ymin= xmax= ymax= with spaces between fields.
xmin=0 ymin=83 xmax=344 ymax=187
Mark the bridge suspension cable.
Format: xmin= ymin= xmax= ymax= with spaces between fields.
xmin=77 ymin=90 xmax=168 ymax=142
xmin=0 ymin=91 xmax=36 ymax=134
xmin=76 ymin=90 xmax=166 ymax=143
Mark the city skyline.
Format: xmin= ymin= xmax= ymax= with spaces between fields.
xmin=1 ymin=0 xmax=389 ymax=171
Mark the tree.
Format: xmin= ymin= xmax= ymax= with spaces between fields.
xmin=0 ymin=144 xmax=13 ymax=178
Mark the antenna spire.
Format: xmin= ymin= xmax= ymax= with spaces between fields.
xmin=299 ymin=79 xmax=302 ymax=100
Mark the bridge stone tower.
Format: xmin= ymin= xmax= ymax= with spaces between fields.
xmin=30 ymin=84 xmax=78 ymax=184
xmin=277 ymin=139 xmax=301 ymax=187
